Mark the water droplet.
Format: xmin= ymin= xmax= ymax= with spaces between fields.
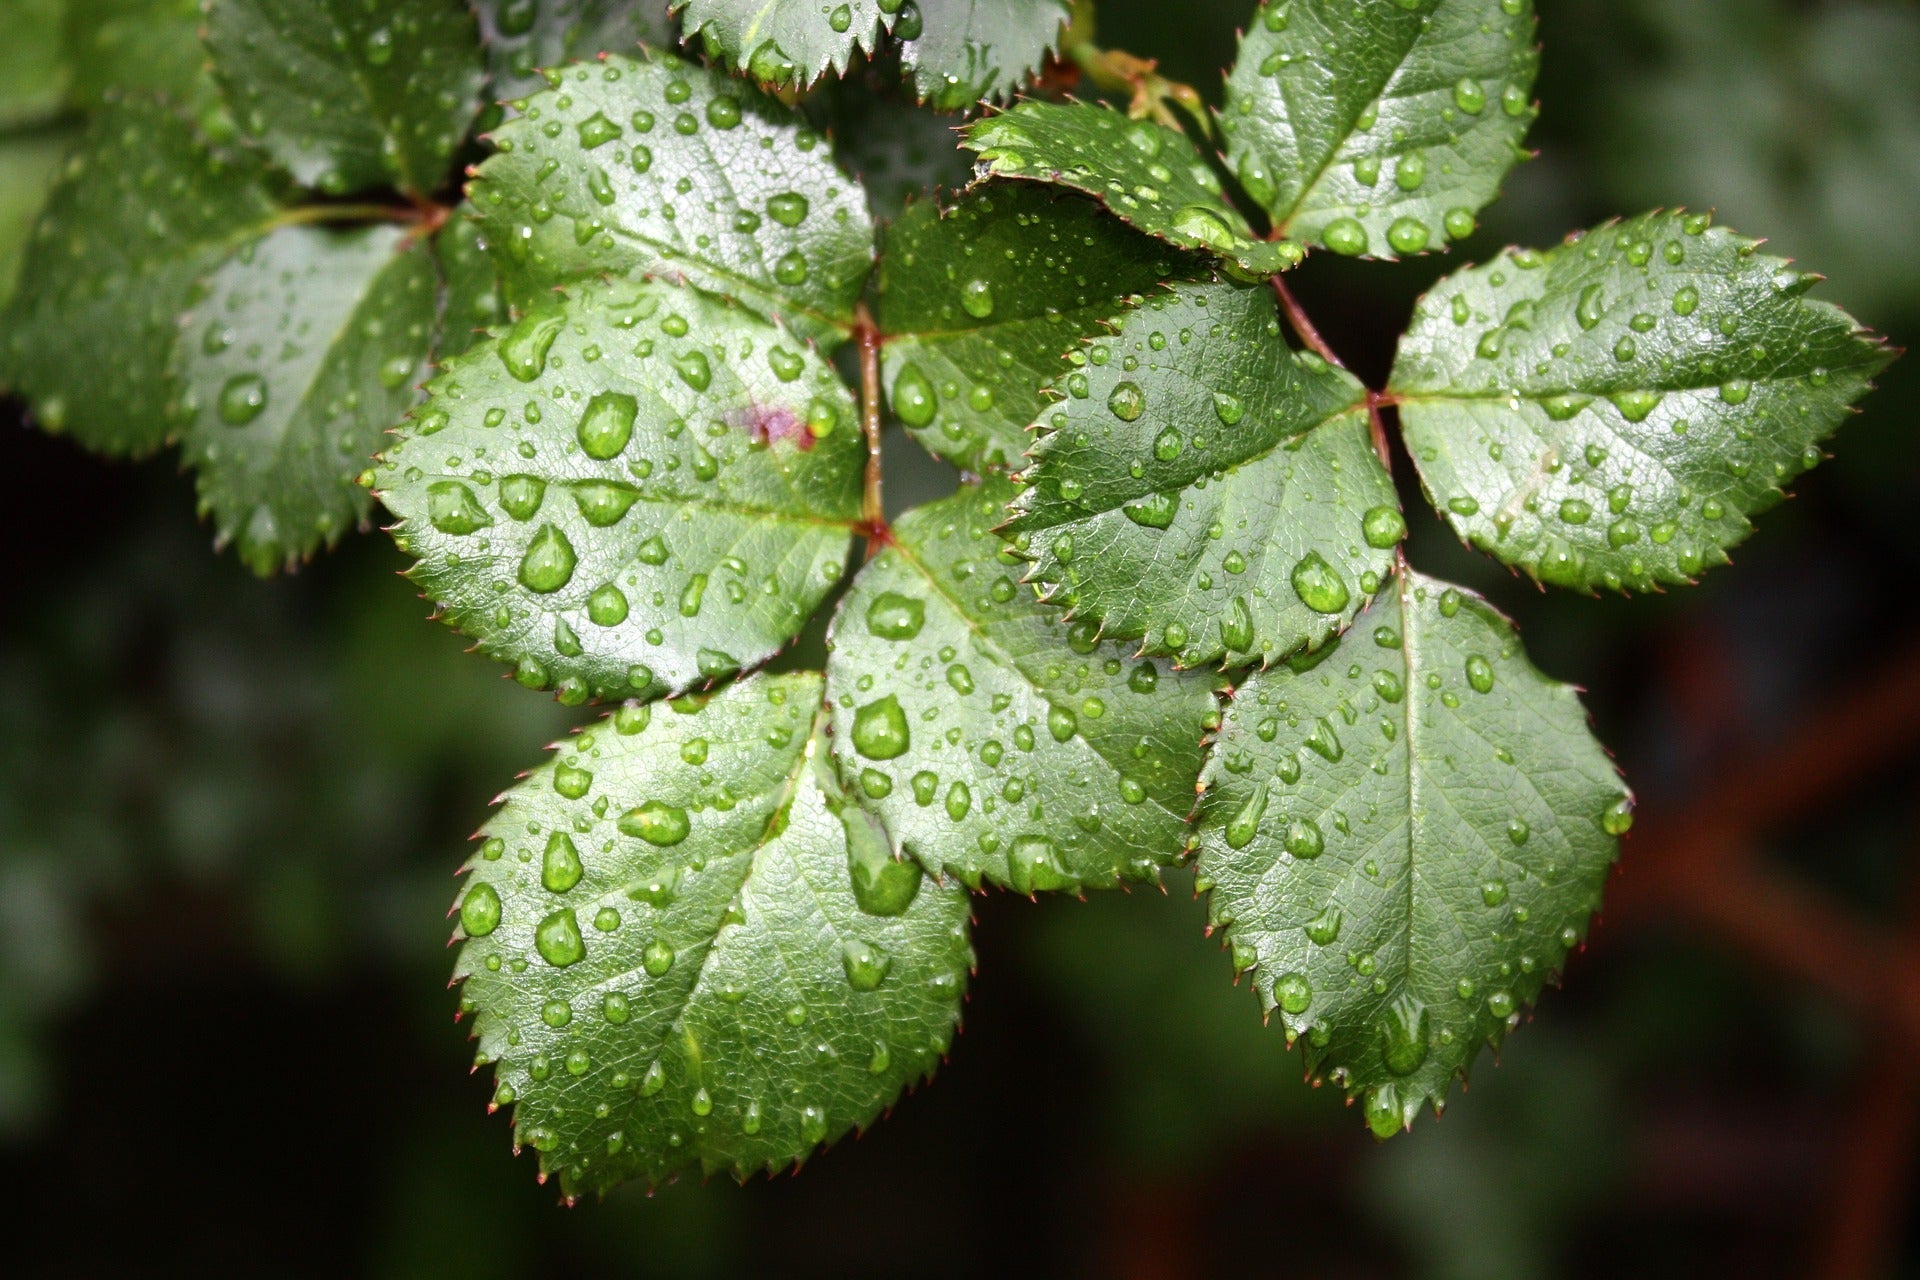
xmin=1225 ymin=783 xmax=1268 ymax=849
xmin=1273 ymin=972 xmax=1312 ymax=1015
xmin=1123 ymin=491 xmax=1178 ymax=529
xmin=577 ymin=111 xmax=622 ymax=149
xmin=865 ymin=591 xmax=925 ymax=640
xmin=499 ymin=308 xmax=563 ymax=382
xmin=642 ymin=937 xmax=675 ymax=975
xmin=577 ymin=391 xmax=637 ymax=459
xmin=852 ymin=695 xmax=910 ymax=760
xmin=1107 ymin=381 xmax=1146 ymax=421
xmin=1379 ymin=996 xmax=1430 ymax=1075
xmin=535 ymin=908 xmax=586 ymax=967
xmin=620 ymin=801 xmax=691 ymax=846
xmin=518 ymin=524 xmax=577 ymax=593
xmin=960 ymin=278 xmax=994 ymax=319
xmin=1322 ymin=217 xmax=1368 ymax=256
xmin=1290 ymin=551 xmax=1350 ymax=614
xmin=1008 ymin=835 xmax=1073 ymax=894
xmin=1465 ymin=655 xmax=1495 ymax=693
xmin=767 ymin=192 xmax=810 ymax=227
xmin=891 ymin=363 xmax=937 ymax=428
xmin=217 ymin=374 xmax=267 ymax=425
xmin=427 ymin=481 xmax=492 ymax=535
xmin=542 ymin=830 xmax=586 ymax=892
xmin=1362 ymin=505 xmax=1405 ymax=549
xmin=842 ymin=939 xmax=892 ymax=990
xmin=460 ymin=881 xmax=501 ymax=936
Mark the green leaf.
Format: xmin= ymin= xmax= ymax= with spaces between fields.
xmin=1220 ymin=0 xmax=1539 ymax=260
xmin=678 ymin=0 xmax=893 ymax=87
xmin=1004 ymin=279 xmax=1399 ymax=668
xmin=471 ymin=51 xmax=874 ymax=345
xmin=897 ymin=0 xmax=1068 ymax=111
xmin=375 ymin=277 xmax=863 ymax=705
xmin=65 ymin=0 xmax=226 ymax=130
xmin=205 ymin=0 xmax=486 ymax=197
xmin=0 ymin=0 xmax=70 ymax=131
xmin=965 ymin=101 xmax=1300 ymax=278
xmin=474 ymin=0 xmax=676 ymax=102
xmin=1193 ymin=566 xmax=1626 ymax=1137
xmin=172 ymin=225 xmax=437 ymax=575
xmin=435 ymin=210 xmax=509 ymax=362
xmin=0 ymin=131 xmax=76 ymax=311
xmin=826 ymin=480 xmax=1220 ymax=893
xmin=876 ymin=184 xmax=1191 ymax=473
xmin=1 ymin=99 xmax=284 ymax=457
xmin=1389 ymin=211 xmax=1894 ymax=592
xmin=454 ymin=671 xmax=972 ymax=1194
xmin=678 ymin=0 xmax=1064 ymax=107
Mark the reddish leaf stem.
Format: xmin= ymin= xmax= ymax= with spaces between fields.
xmin=854 ymin=305 xmax=889 ymax=553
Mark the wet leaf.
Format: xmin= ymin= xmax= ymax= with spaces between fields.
xmin=375 ymin=277 xmax=863 ymax=705
xmin=1220 ymin=0 xmax=1538 ymax=260
xmin=0 ymin=99 xmax=284 ymax=456
xmin=1005 ymin=279 xmax=1398 ymax=668
xmin=454 ymin=672 xmax=972 ymax=1195
xmin=1391 ymin=210 xmax=1894 ymax=591
xmin=965 ymin=101 xmax=1302 ymax=279
xmin=826 ymin=480 xmax=1221 ymax=894
xmin=470 ymin=50 xmax=874 ymax=345
xmin=1194 ymin=567 xmax=1626 ymax=1136
xmin=205 ymin=0 xmax=486 ymax=197
xmin=173 ymin=225 xmax=437 ymax=575
xmin=473 ymin=0 xmax=676 ymax=101
xmin=876 ymin=184 xmax=1190 ymax=472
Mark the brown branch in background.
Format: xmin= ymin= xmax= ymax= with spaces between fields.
xmin=853 ymin=304 xmax=887 ymax=553
xmin=1599 ymin=638 xmax=1920 ymax=1272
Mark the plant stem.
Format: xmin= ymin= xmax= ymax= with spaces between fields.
xmin=266 ymin=201 xmax=434 ymax=232
xmin=854 ymin=304 xmax=888 ymax=553
xmin=1269 ymin=275 xmax=1344 ymax=369
xmin=1067 ymin=42 xmax=1212 ymax=140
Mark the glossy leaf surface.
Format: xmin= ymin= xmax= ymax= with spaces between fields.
xmin=376 ymin=278 xmax=862 ymax=705
xmin=1220 ymin=0 xmax=1538 ymax=259
xmin=1 ymin=100 xmax=283 ymax=456
xmin=966 ymin=102 xmax=1302 ymax=279
xmin=174 ymin=225 xmax=437 ymax=575
xmin=205 ymin=0 xmax=486 ymax=196
xmin=471 ymin=52 xmax=874 ymax=344
xmin=1005 ymin=280 xmax=1398 ymax=668
xmin=454 ymin=672 xmax=972 ymax=1194
xmin=826 ymin=481 xmax=1220 ymax=894
xmin=876 ymin=184 xmax=1187 ymax=473
xmin=1391 ymin=211 xmax=1892 ymax=591
xmin=1194 ymin=567 xmax=1625 ymax=1135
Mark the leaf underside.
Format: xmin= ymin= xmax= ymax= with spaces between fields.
xmin=173 ymin=225 xmax=437 ymax=575
xmin=1 ymin=99 xmax=284 ymax=457
xmin=825 ymin=480 xmax=1221 ymax=894
xmin=470 ymin=50 xmax=874 ymax=345
xmin=1220 ymin=0 xmax=1538 ymax=259
xmin=205 ymin=0 xmax=486 ymax=197
xmin=1194 ymin=567 xmax=1625 ymax=1135
xmin=875 ymin=184 xmax=1192 ymax=473
xmin=376 ymin=276 xmax=863 ymax=705
xmin=1391 ymin=210 xmax=1893 ymax=592
xmin=965 ymin=102 xmax=1302 ymax=278
xmin=1005 ymin=278 xmax=1400 ymax=668
xmin=454 ymin=672 xmax=972 ymax=1196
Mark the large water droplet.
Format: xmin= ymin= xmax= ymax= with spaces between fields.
xmin=1290 ymin=551 xmax=1351 ymax=614
xmin=851 ymin=695 xmax=910 ymax=760
xmin=518 ymin=524 xmax=577 ymax=592
xmin=841 ymin=939 xmax=892 ymax=990
xmin=460 ymin=881 xmax=501 ymax=936
xmin=619 ymin=800 xmax=690 ymax=847
xmin=534 ymin=908 xmax=586 ymax=966
xmin=217 ymin=373 xmax=267 ymax=425
xmin=577 ymin=391 xmax=637 ymax=459
xmin=427 ymin=481 xmax=492 ymax=535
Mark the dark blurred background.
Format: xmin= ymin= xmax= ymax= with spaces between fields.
xmin=3 ymin=0 xmax=1919 ymax=1275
